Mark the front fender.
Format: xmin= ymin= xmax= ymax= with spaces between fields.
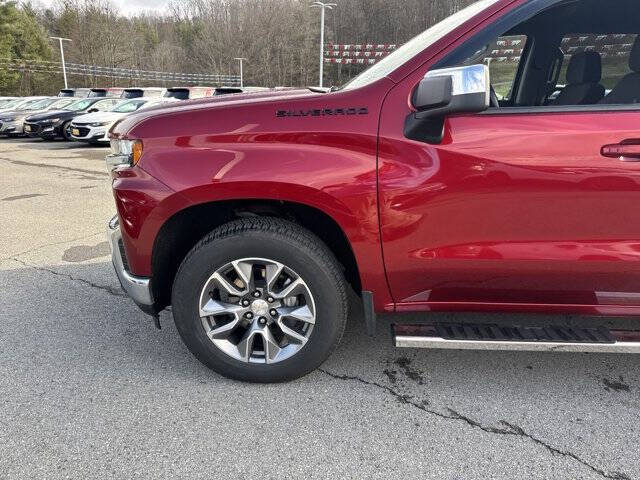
xmin=131 ymin=133 xmax=390 ymax=308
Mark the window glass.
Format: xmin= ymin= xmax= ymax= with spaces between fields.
xmin=467 ymin=35 xmax=527 ymax=100
xmin=559 ymin=34 xmax=638 ymax=90
xmin=113 ymin=99 xmax=147 ymax=113
xmin=3 ymin=99 xmax=22 ymax=109
xmin=48 ymin=99 xmax=74 ymax=110
xmin=94 ymin=100 xmax=116 ymax=111
xmin=64 ymin=99 xmax=92 ymax=111
xmin=341 ymin=0 xmax=501 ymax=90
xmin=26 ymin=99 xmax=55 ymax=110
xmin=166 ymin=89 xmax=190 ymax=100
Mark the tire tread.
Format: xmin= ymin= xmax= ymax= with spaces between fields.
xmin=172 ymin=217 xmax=349 ymax=381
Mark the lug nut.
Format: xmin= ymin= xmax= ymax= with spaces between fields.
xmin=270 ymin=309 xmax=278 ymax=317
xmin=267 ymin=296 xmax=274 ymax=303
xmin=253 ymin=291 xmax=261 ymax=298
xmin=258 ymin=317 xmax=267 ymax=325
xmin=241 ymin=299 xmax=250 ymax=307
xmin=245 ymin=312 xmax=254 ymax=320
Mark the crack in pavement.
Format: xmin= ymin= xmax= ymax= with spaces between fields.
xmin=0 ymin=232 xmax=104 ymax=261
xmin=319 ymin=368 xmax=631 ymax=480
xmin=8 ymin=257 xmax=126 ymax=298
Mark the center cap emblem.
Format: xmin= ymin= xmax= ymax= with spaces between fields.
xmin=250 ymin=299 xmax=269 ymax=317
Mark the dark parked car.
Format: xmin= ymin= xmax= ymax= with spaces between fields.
xmin=24 ymin=97 xmax=120 ymax=140
xmin=57 ymin=88 xmax=91 ymax=98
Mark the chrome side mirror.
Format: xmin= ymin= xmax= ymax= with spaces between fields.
xmin=412 ymin=64 xmax=490 ymax=119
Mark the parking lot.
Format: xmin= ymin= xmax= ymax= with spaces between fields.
xmin=1 ymin=138 xmax=639 ymax=480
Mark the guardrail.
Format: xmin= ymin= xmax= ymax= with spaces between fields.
xmin=0 ymin=59 xmax=240 ymax=85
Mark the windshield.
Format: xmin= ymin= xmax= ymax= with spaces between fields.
xmin=2 ymin=99 xmax=23 ymax=109
xmin=112 ymin=99 xmax=147 ymax=113
xmin=15 ymin=99 xmax=40 ymax=109
xmin=341 ymin=0 xmax=500 ymax=90
xmin=48 ymin=99 xmax=74 ymax=110
xmin=26 ymin=98 xmax=56 ymax=110
xmin=63 ymin=99 xmax=93 ymax=111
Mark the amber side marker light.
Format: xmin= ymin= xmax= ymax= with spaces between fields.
xmin=132 ymin=140 xmax=143 ymax=166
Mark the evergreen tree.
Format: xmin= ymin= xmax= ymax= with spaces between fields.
xmin=0 ymin=1 xmax=53 ymax=95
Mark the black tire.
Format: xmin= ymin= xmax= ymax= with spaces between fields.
xmin=171 ymin=217 xmax=348 ymax=383
xmin=61 ymin=121 xmax=72 ymax=141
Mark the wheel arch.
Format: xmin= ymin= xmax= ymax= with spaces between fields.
xmin=151 ymin=199 xmax=363 ymax=311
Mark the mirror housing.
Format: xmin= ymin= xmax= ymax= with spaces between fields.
xmin=412 ymin=64 xmax=490 ymax=120
xmin=87 ymin=108 xmax=99 ymax=113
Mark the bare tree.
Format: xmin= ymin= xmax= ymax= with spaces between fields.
xmin=24 ymin=0 xmax=478 ymax=93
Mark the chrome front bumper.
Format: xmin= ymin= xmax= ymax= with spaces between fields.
xmin=108 ymin=215 xmax=154 ymax=308
xmin=105 ymin=153 xmax=130 ymax=172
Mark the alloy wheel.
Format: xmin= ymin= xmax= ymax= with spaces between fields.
xmin=198 ymin=258 xmax=316 ymax=364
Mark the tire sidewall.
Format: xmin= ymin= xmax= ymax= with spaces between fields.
xmin=172 ymin=228 xmax=346 ymax=382
xmin=62 ymin=121 xmax=72 ymax=141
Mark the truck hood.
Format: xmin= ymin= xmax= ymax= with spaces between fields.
xmin=114 ymin=88 xmax=318 ymax=136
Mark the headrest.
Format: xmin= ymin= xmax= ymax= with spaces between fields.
xmin=567 ymin=51 xmax=602 ymax=84
xmin=630 ymin=36 xmax=640 ymax=73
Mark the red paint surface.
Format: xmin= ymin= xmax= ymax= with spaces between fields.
xmin=111 ymin=0 xmax=640 ymax=317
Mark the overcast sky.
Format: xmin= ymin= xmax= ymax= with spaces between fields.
xmin=33 ymin=0 xmax=170 ymax=16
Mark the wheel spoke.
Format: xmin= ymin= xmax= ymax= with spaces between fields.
xmin=232 ymin=260 xmax=253 ymax=291
xmin=207 ymin=317 xmax=242 ymax=339
xmin=265 ymin=263 xmax=284 ymax=291
xmin=277 ymin=320 xmax=308 ymax=345
xmin=199 ymin=298 xmax=244 ymax=319
xmin=260 ymin=327 xmax=282 ymax=363
xmin=279 ymin=305 xmax=315 ymax=325
xmin=236 ymin=326 xmax=258 ymax=362
xmin=212 ymin=272 xmax=247 ymax=297
xmin=272 ymin=277 xmax=304 ymax=299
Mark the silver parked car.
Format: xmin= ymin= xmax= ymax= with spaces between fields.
xmin=0 ymin=98 xmax=76 ymax=137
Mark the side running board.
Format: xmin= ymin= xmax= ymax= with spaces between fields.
xmin=392 ymin=323 xmax=640 ymax=353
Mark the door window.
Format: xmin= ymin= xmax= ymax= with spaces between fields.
xmin=559 ymin=34 xmax=638 ymax=91
xmin=433 ymin=0 xmax=640 ymax=109
xmin=479 ymin=35 xmax=527 ymax=100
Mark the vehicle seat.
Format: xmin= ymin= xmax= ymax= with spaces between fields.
xmin=599 ymin=36 xmax=640 ymax=104
xmin=555 ymin=51 xmax=605 ymax=105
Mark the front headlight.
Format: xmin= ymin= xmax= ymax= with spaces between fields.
xmin=109 ymin=139 xmax=144 ymax=167
xmin=48 ymin=118 xmax=61 ymax=124
xmin=89 ymin=122 xmax=110 ymax=127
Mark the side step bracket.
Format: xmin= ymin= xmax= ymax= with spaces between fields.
xmin=393 ymin=323 xmax=640 ymax=353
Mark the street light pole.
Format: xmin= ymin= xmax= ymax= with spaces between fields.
xmin=311 ymin=2 xmax=336 ymax=88
xmin=234 ymin=57 xmax=247 ymax=88
xmin=50 ymin=37 xmax=72 ymax=89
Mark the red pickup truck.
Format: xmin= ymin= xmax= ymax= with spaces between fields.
xmin=107 ymin=0 xmax=640 ymax=382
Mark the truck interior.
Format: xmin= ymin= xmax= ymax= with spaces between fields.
xmin=442 ymin=0 xmax=640 ymax=109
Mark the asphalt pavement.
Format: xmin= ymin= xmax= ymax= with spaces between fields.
xmin=1 ymin=138 xmax=639 ymax=480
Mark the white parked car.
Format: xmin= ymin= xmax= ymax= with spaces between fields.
xmin=69 ymin=98 xmax=178 ymax=144
xmin=120 ymin=87 xmax=167 ymax=99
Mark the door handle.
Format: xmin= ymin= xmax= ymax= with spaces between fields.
xmin=601 ymin=141 xmax=640 ymax=161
